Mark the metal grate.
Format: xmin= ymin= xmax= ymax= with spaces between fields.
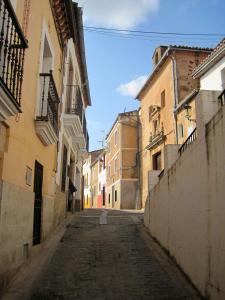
xmin=38 ymin=71 xmax=60 ymax=134
xmin=0 ymin=0 xmax=28 ymax=106
xmin=179 ymin=128 xmax=197 ymax=155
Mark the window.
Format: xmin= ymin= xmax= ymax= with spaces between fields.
xmin=99 ymin=182 xmax=101 ymax=192
xmin=178 ymin=124 xmax=184 ymax=139
xmin=155 ymin=52 xmax=159 ymax=65
xmin=114 ymin=158 xmax=117 ymax=173
xmin=108 ymin=142 xmax=111 ymax=153
xmin=65 ymin=59 xmax=74 ymax=113
xmin=161 ymin=90 xmax=165 ymax=108
xmin=115 ymin=190 xmax=117 ymax=202
xmin=114 ymin=130 xmax=118 ymax=145
xmin=103 ymin=186 xmax=105 ymax=206
xmin=108 ymin=165 xmax=111 ymax=177
xmin=152 ymin=151 xmax=162 ymax=170
xmin=93 ymin=186 xmax=96 ymax=197
xmin=148 ymin=106 xmax=152 ymax=121
xmin=108 ymin=193 xmax=110 ymax=204
xmin=153 ymin=119 xmax=158 ymax=136
xmin=61 ymin=145 xmax=68 ymax=192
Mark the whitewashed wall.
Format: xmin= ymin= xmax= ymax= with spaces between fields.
xmin=200 ymin=56 xmax=225 ymax=90
xmin=144 ymin=91 xmax=225 ymax=299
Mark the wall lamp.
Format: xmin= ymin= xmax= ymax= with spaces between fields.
xmin=184 ymin=103 xmax=196 ymax=122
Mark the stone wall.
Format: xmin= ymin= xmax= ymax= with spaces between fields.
xmin=0 ymin=181 xmax=34 ymax=292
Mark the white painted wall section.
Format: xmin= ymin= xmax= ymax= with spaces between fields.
xmin=200 ymin=56 xmax=225 ymax=90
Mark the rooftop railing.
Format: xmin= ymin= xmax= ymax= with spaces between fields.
xmin=0 ymin=0 xmax=28 ymax=106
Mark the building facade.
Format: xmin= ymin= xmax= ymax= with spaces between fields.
xmin=144 ymin=38 xmax=225 ymax=300
xmin=83 ymin=155 xmax=92 ymax=208
xmin=136 ymin=45 xmax=212 ymax=207
xmin=0 ymin=0 xmax=90 ymax=291
xmin=105 ymin=110 xmax=140 ymax=209
xmin=83 ymin=149 xmax=105 ymax=209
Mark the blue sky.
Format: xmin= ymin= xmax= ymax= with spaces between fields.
xmin=76 ymin=0 xmax=225 ymax=151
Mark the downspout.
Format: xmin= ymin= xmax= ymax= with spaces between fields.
xmin=136 ymin=111 xmax=141 ymax=209
xmin=171 ymin=50 xmax=179 ymax=144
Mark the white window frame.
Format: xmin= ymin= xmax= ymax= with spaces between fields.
xmin=114 ymin=129 xmax=118 ymax=146
xmin=114 ymin=157 xmax=117 ymax=173
xmin=108 ymin=165 xmax=111 ymax=177
xmin=36 ymin=20 xmax=55 ymax=116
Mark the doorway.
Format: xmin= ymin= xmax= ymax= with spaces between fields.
xmin=102 ymin=186 xmax=105 ymax=206
xmin=112 ymin=185 xmax=115 ymax=208
xmin=33 ymin=161 xmax=43 ymax=246
xmin=152 ymin=151 xmax=162 ymax=170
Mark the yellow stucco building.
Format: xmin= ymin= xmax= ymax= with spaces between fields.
xmin=105 ymin=110 xmax=140 ymax=209
xmin=137 ymin=45 xmax=212 ymax=207
xmin=0 ymin=0 xmax=90 ymax=291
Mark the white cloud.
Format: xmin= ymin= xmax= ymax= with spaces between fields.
xmin=117 ymin=75 xmax=148 ymax=98
xmin=77 ymin=0 xmax=159 ymax=29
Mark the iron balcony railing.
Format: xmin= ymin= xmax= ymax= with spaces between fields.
xmin=179 ymin=128 xmax=197 ymax=155
xmin=218 ymin=89 xmax=225 ymax=106
xmin=37 ymin=71 xmax=60 ymax=134
xmin=67 ymin=85 xmax=83 ymax=123
xmin=146 ymin=128 xmax=165 ymax=150
xmin=66 ymin=85 xmax=88 ymax=147
xmin=0 ymin=0 xmax=28 ymax=107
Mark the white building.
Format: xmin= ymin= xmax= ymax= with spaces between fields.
xmin=56 ymin=5 xmax=91 ymax=213
xmin=193 ymin=38 xmax=225 ymax=91
xmin=83 ymin=155 xmax=92 ymax=208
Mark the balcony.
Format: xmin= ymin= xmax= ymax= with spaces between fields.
xmin=63 ymin=86 xmax=88 ymax=151
xmin=35 ymin=72 xmax=60 ymax=146
xmin=146 ymin=129 xmax=166 ymax=150
xmin=0 ymin=0 xmax=28 ymax=121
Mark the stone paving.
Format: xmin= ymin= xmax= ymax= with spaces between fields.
xmin=29 ymin=209 xmax=199 ymax=300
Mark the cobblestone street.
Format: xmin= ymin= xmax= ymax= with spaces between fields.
xmin=28 ymin=209 xmax=199 ymax=300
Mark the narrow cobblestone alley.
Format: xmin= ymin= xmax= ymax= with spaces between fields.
xmin=12 ymin=209 xmax=199 ymax=300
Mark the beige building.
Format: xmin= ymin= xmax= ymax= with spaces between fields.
xmin=144 ymin=38 xmax=225 ymax=300
xmin=88 ymin=149 xmax=104 ymax=208
xmin=105 ymin=111 xmax=140 ymax=209
xmin=83 ymin=154 xmax=92 ymax=208
xmin=136 ymin=45 xmax=212 ymax=207
xmin=0 ymin=0 xmax=90 ymax=291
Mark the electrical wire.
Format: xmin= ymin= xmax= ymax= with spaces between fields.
xmin=85 ymin=28 xmax=220 ymax=42
xmin=83 ymin=25 xmax=225 ymax=37
xmin=84 ymin=28 xmax=221 ymax=46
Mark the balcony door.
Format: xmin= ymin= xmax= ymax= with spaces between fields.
xmin=66 ymin=60 xmax=74 ymax=113
xmin=39 ymin=35 xmax=53 ymax=117
xmin=33 ymin=161 xmax=43 ymax=246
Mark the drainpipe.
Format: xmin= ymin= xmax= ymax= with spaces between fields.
xmin=136 ymin=111 xmax=141 ymax=210
xmin=171 ymin=50 xmax=179 ymax=144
